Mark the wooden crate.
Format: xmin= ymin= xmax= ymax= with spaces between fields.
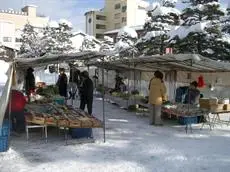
xmin=45 ymin=117 xmax=57 ymax=126
xmin=68 ymin=120 xmax=81 ymax=128
xmin=223 ymin=104 xmax=230 ymax=110
xmin=210 ymin=104 xmax=224 ymax=111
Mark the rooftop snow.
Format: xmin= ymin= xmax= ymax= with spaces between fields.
xmin=169 ymin=21 xmax=210 ymax=39
xmin=117 ymin=26 xmax=138 ymax=39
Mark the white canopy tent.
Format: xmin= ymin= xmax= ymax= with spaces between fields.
xmin=0 ymin=51 xmax=107 ymax=142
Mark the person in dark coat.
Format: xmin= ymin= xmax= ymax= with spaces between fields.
xmin=79 ymin=71 xmax=94 ymax=115
xmin=56 ymin=68 xmax=68 ymax=97
xmin=25 ymin=67 xmax=35 ymax=97
xmin=68 ymin=63 xmax=80 ymax=100
xmin=184 ymin=81 xmax=200 ymax=105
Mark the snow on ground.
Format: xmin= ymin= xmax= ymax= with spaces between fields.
xmin=1 ymin=99 xmax=230 ymax=172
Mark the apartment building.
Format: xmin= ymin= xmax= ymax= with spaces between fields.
xmin=0 ymin=5 xmax=49 ymax=49
xmin=85 ymin=0 xmax=149 ymax=39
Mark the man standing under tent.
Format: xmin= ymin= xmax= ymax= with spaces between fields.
xmin=56 ymin=68 xmax=68 ymax=98
xmin=68 ymin=63 xmax=80 ymax=100
xmin=148 ymin=71 xmax=167 ymax=126
xmin=25 ymin=67 xmax=35 ymax=100
xmin=79 ymin=71 xmax=94 ymax=115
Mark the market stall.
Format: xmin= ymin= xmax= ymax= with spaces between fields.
xmin=0 ymin=51 xmax=107 ymax=152
xmin=87 ymin=53 xmax=230 ymax=132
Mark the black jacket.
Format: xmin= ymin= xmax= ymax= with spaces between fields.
xmin=56 ymin=73 xmax=68 ymax=97
xmin=25 ymin=73 xmax=35 ymax=93
xmin=80 ymin=77 xmax=94 ymax=101
xmin=69 ymin=68 xmax=80 ymax=85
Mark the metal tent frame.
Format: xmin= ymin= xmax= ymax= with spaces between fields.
xmin=0 ymin=51 xmax=108 ymax=143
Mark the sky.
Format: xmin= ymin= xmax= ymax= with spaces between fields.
xmin=0 ymin=0 xmax=229 ymax=32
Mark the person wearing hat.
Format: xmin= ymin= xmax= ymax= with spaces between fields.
xmin=56 ymin=68 xmax=68 ymax=98
xmin=68 ymin=63 xmax=80 ymax=100
xmin=25 ymin=67 xmax=35 ymax=100
xmin=148 ymin=71 xmax=167 ymax=126
xmin=79 ymin=71 xmax=94 ymax=115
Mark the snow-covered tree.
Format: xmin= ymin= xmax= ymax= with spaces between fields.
xmin=114 ymin=26 xmax=138 ymax=57
xmin=136 ymin=1 xmax=180 ymax=55
xmin=20 ymin=20 xmax=74 ymax=57
xmin=54 ymin=20 xmax=74 ymax=53
xmin=222 ymin=6 xmax=230 ymax=34
xmin=20 ymin=23 xmax=44 ymax=57
xmin=171 ymin=0 xmax=230 ymax=60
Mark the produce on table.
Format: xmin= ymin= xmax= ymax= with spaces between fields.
xmin=25 ymin=103 xmax=102 ymax=128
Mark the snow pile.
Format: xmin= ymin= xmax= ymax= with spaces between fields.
xmin=137 ymin=0 xmax=150 ymax=8
xmin=151 ymin=5 xmax=181 ymax=16
xmin=146 ymin=2 xmax=180 ymax=16
xmin=81 ymin=35 xmax=100 ymax=52
xmin=141 ymin=30 xmax=166 ymax=41
xmin=169 ymin=21 xmax=210 ymax=39
xmin=59 ymin=19 xmax=72 ymax=28
xmin=217 ymin=34 xmax=230 ymax=44
xmin=192 ymin=1 xmax=220 ymax=11
xmin=117 ymin=26 xmax=138 ymax=39
xmin=115 ymin=26 xmax=138 ymax=55
xmin=100 ymin=36 xmax=115 ymax=53
xmin=49 ymin=20 xmax=59 ymax=28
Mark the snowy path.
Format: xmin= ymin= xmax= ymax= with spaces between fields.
xmin=1 ymin=99 xmax=230 ymax=172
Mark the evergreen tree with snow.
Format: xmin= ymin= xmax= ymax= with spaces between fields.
xmin=171 ymin=0 xmax=229 ymax=60
xmin=222 ymin=6 xmax=230 ymax=34
xmin=20 ymin=23 xmax=43 ymax=57
xmin=115 ymin=26 xmax=138 ymax=57
xmin=41 ymin=25 xmax=56 ymax=54
xmin=54 ymin=20 xmax=74 ymax=54
xmin=136 ymin=0 xmax=180 ymax=55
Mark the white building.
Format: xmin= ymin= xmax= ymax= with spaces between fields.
xmin=0 ymin=21 xmax=16 ymax=49
xmin=85 ymin=0 xmax=149 ymax=39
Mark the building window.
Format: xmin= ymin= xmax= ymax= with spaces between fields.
xmin=115 ymin=23 xmax=121 ymax=29
xmin=96 ymin=24 xmax=106 ymax=29
xmin=122 ymin=6 xmax=127 ymax=12
xmin=114 ymin=13 xmax=121 ymax=19
xmin=122 ymin=17 xmax=127 ymax=23
xmin=115 ymin=3 xmax=121 ymax=9
xmin=88 ymin=18 xmax=92 ymax=23
xmin=15 ymin=38 xmax=22 ymax=42
xmin=3 ymin=37 xmax=12 ymax=42
xmin=96 ymin=34 xmax=104 ymax=39
xmin=96 ymin=15 xmax=106 ymax=20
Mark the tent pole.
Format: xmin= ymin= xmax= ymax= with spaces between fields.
xmin=102 ymin=57 xmax=106 ymax=143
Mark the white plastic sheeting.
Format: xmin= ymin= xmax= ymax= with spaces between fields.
xmin=0 ymin=64 xmax=13 ymax=127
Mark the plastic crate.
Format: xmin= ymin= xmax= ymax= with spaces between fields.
xmin=53 ymin=97 xmax=65 ymax=105
xmin=0 ymin=120 xmax=10 ymax=137
xmin=70 ymin=128 xmax=92 ymax=139
xmin=0 ymin=136 xmax=9 ymax=152
xmin=178 ymin=116 xmax=198 ymax=125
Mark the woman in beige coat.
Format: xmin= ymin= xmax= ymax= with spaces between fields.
xmin=148 ymin=71 xmax=167 ymax=125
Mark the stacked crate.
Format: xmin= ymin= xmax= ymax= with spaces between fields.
xmin=0 ymin=120 xmax=10 ymax=152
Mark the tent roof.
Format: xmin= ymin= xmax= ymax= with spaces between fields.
xmin=87 ymin=54 xmax=230 ymax=72
xmin=14 ymin=51 xmax=105 ymax=69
